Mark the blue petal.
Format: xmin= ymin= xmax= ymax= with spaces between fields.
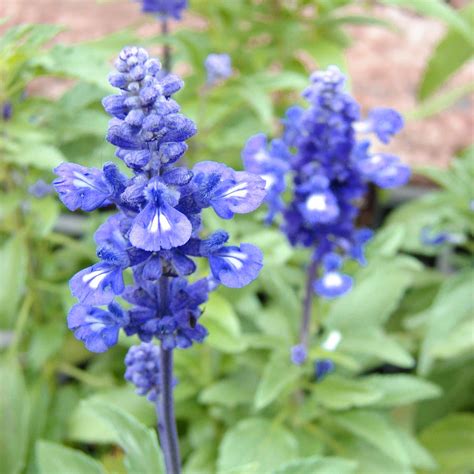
xmin=53 ymin=163 xmax=111 ymax=212
xmin=373 ymin=161 xmax=410 ymax=189
xmin=315 ymin=359 xmax=335 ymax=381
xmin=291 ymin=344 xmax=307 ymax=365
xmin=300 ymin=190 xmax=340 ymax=224
xmin=67 ymin=304 xmax=121 ymax=353
xmin=70 ymin=263 xmax=124 ymax=305
xmin=209 ymin=243 xmax=263 ymax=288
xmin=314 ymin=271 xmax=352 ymax=299
xmin=129 ymin=202 xmax=192 ymax=251
xmin=368 ymin=107 xmax=404 ymax=144
xmin=211 ymin=171 xmax=266 ymax=219
xmin=94 ymin=214 xmax=129 ymax=248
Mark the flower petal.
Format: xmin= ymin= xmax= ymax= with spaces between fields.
xmin=129 ymin=202 xmax=192 ymax=251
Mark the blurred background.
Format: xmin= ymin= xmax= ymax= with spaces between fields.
xmin=0 ymin=1 xmax=473 ymax=474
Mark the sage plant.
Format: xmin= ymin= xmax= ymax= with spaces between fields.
xmin=243 ymin=66 xmax=410 ymax=366
xmin=53 ymin=46 xmax=266 ymax=473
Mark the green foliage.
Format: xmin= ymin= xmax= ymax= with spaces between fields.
xmin=418 ymin=2 xmax=474 ymax=99
xmin=0 ymin=357 xmax=30 ymax=474
xmin=217 ymin=418 xmax=298 ymax=473
xmin=1 ymin=2 xmax=472 ymax=473
xmin=36 ymin=441 xmax=106 ymax=474
xmin=85 ymin=401 xmax=166 ymax=474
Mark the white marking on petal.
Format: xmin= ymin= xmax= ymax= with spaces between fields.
xmin=370 ymin=154 xmax=383 ymax=165
xmin=306 ymin=194 xmax=327 ymax=212
xmin=221 ymin=182 xmax=249 ymax=199
xmin=221 ymin=251 xmax=247 ymax=271
xmin=149 ymin=213 xmax=159 ymax=233
xmin=159 ymin=212 xmax=172 ymax=232
xmin=323 ymin=272 xmax=343 ymax=289
xmin=261 ymin=174 xmax=275 ymax=190
xmin=82 ymin=269 xmax=109 ymax=289
xmin=254 ymin=150 xmax=268 ymax=162
xmin=72 ymin=171 xmax=96 ymax=189
xmin=323 ymin=330 xmax=342 ymax=351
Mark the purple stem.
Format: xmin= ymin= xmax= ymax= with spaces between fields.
xmin=161 ymin=19 xmax=171 ymax=73
xmin=299 ymin=257 xmax=319 ymax=349
xmin=156 ymin=278 xmax=181 ymax=474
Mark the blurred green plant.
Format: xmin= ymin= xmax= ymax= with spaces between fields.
xmin=1 ymin=2 xmax=473 ymax=473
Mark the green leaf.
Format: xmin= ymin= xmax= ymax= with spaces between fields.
xmin=68 ymin=386 xmax=155 ymax=443
xmin=237 ymin=83 xmax=273 ymax=129
xmin=312 ymin=375 xmax=381 ymax=410
xmin=307 ymin=38 xmax=347 ymax=71
xmin=326 ymin=257 xmax=420 ymax=329
xmin=332 ymin=410 xmax=410 ymax=465
xmin=339 ymin=436 xmax=413 ymax=474
xmin=418 ymin=271 xmax=474 ymax=374
xmin=85 ymin=401 xmax=165 ymax=474
xmin=420 ymin=413 xmax=474 ymax=473
xmin=339 ymin=327 xmax=414 ymax=368
xmin=199 ymin=372 xmax=257 ymax=408
xmin=28 ymin=197 xmax=60 ymax=237
xmin=254 ymin=351 xmax=301 ymax=410
xmin=274 ymin=455 xmax=357 ymax=474
xmin=380 ymin=0 xmax=473 ymax=46
xmin=364 ymin=374 xmax=441 ymax=407
xmin=394 ymin=428 xmax=436 ymax=470
xmin=418 ymin=3 xmax=474 ymax=99
xmin=431 ymin=319 xmax=474 ymax=359
xmin=5 ymin=143 xmax=65 ymax=170
xmin=27 ymin=322 xmax=65 ymax=371
xmin=0 ymin=236 xmax=28 ymax=329
xmin=39 ymin=44 xmax=110 ymax=87
xmin=36 ymin=441 xmax=105 ymax=474
xmin=0 ymin=357 xmax=30 ymax=474
xmin=217 ymin=418 xmax=298 ymax=474
xmin=410 ymin=82 xmax=474 ymax=119
xmin=200 ymin=293 xmax=247 ymax=353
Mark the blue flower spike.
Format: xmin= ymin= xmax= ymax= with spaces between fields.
xmin=53 ymin=46 xmax=265 ymax=356
xmin=242 ymin=66 xmax=410 ymax=366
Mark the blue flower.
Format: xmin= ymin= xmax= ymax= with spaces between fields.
xmin=243 ymin=66 xmax=408 ymax=303
xmin=192 ymin=161 xmax=266 ymax=219
xmin=129 ymin=180 xmax=192 ymax=251
xmin=355 ymin=107 xmax=404 ymax=144
xmin=242 ymin=133 xmax=290 ymax=223
xmin=357 ymin=152 xmax=410 ymax=188
xmin=68 ymin=302 xmax=129 ymax=352
xmin=205 ymin=53 xmax=232 ymax=85
xmin=138 ymin=0 xmax=188 ymax=18
xmin=54 ymin=46 xmax=265 ymax=361
xmin=125 ymin=343 xmax=162 ymax=401
xmin=315 ymin=359 xmax=335 ymax=381
xmin=70 ymin=262 xmax=125 ymax=306
xmin=53 ymin=163 xmax=112 ymax=211
xmin=29 ymin=179 xmax=53 ymax=198
xmin=208 ymin=243 xmax=263 ymax=288
xmin=291 ymin=344 xmax=307 ymax=365
xmin=313 ymin=253 xmax=352 ymax=299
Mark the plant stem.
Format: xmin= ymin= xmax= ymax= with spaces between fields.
xmin=157 ymin=348 xmax=181 ymax=474
xmin=299 ymin=257 xmax=319 ymax=349
xmin=156 ymin=277 xmax=181 ymax=474
xmin=161 ymin=19 xmax=171 ymax=72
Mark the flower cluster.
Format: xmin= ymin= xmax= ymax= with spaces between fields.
xmin=54 ymin=47 xmax=266 ymax=360
xmin=243 ymin=66 xmax=410 ymax=299
xmin=125 ymin=343 xmax=162 ymax=401
xmin=205 ymin=54 xmax=232 ymax=86
xmin=137 ymin=0 xmax=188 ymax=19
